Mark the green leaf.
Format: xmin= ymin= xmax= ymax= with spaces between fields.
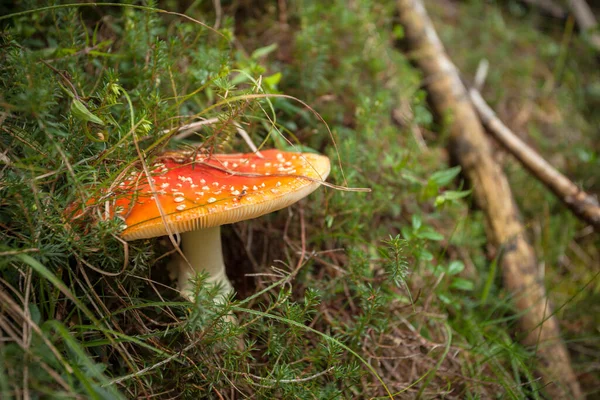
xmin=325 ymin=215 xmax=334 ymax=228
xmin=392 ymin=25 xmax=405 ymax=40
xmin=251 ymin=43 xmax=278 ymax=59
xmin=71 ymin=99 xmax=105 ymax=126
xmin=400 ymin=226 xmax=413 ymax=240
xmin=419 ymin=251 xmax=434 ymax=261
xmin=441 ymin=189 xmax=471 ymax=200
xmin=28 ymin=303 xmax=41 ymax=325
xmin=435 ymin=189 xmax=472 ymax=207
xmin=401 ymin=172 xmax=423 ymax=185
xmin=447 ymin=261 xmax=465 ymax=275
xmin=412 ymin=214 xmax=422 ymax=230
xmin=263 ymin=72 xmax=281 ymax=88
xmin=417 ymin=228 xmax=444 ymax=241
xmin=429 ymin=166 xmax=461 ymax=186
xmin=450 ymin=278 xmax=474 ymax=291
xmin=437 ymin=293 xmax=452 ymax=305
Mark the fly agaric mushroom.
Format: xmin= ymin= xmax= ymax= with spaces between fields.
xmin=104 ymin=149 xmax=330 ymax=301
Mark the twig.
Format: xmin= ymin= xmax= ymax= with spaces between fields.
xmin=243 ymin=366 xmax=334 ymax=385
xmin=170 ymin=117 xmax=220 ymax=140
xmin=567 ymin=0 xmax=600 ymax=51
xmin=396 ymin=1 xmax=582 ymax=398
xmin=0 ymin=248 xmax=39 ymax=257
xmin=473 ymin=59 xmax=489 ymax=92
xmin=212 ymin=0 xmax=222 ymax=30
xmin=105 ymin=339 xmax=194 ymax=386
xmin=170 ymin=117 xmax=264 ymax=157
xmin=234 ymin=122 xmax=263 ymax=157
xmin=469 ymin=88 xmax=600 ymax=231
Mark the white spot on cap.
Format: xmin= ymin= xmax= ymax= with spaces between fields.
xmin=233 ymin=163 xmax=238 ymax=168
xmin=212 ymin=182 xmax=219 ymax=186
xmin=174 ymin=197 xmax=185 ymax=203
xmin=208 ymin=197 xmax=216 ymax=204
xmin=202 ymin=186 xmax=210 ymax=191
xmin=200 ymin=179 xmax=206 ymax=184
xmin=271 ymin=189 xmax=279 ymax=194
xmin=252 ymin=185 xmax=258 ymax=191
xmin=232 ymin=190 xmax=240 ymax=195
xmin=161 ymin=183 xmax=170 ymax=189
xmin=176 ymin=204 xmax=186 ymax=211
xmin=276 ymin=181 xmax=281 ymax=187
xmin=223 ymin=161 xmax=229 ymax=167
xmin=120 ymin=224 xmax=128 ymax=230
xmin=265 ymin=162 xmax=272 ymax=167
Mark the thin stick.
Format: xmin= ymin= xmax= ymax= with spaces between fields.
xmin=233 ymin=122 xmax=263 ymax=157
xmin=170 ymin=118 xmax=265 ymax=157
xmin=170 ymin=117 xmax=220 ymax=140
xmin=473 ymin=59 xmax=489 ymax=92
xmin=469 ymin=89 xmax=600 ymax=231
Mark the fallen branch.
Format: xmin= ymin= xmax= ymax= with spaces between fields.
xmin=396 ymin=0 xmax=582 ymax=398
xmin=568 ymin=0 xmax=600 ymax=51
xmin=469 ymin=89 xmax=600 ymax=231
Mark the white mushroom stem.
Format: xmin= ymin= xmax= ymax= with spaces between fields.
xmin=177 ymin=226 xmax=234 ymax=302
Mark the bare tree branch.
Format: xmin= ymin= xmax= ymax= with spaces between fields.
xmin=397 ymin=0 xmax=583 ymax=397
xmin=469 ymin=89 xmax=600 ymax=231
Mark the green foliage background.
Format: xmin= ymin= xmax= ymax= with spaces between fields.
xmin=1 ymin=0 xmax=598 ymax=398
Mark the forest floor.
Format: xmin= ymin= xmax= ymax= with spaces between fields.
xmin=0 ymin=0 xmax=599 ymax=399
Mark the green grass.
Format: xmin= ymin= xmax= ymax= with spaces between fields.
xmin=1 ymin=0 xmax=598 ymax=398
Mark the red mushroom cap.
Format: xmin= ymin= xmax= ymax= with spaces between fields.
xmin=108 ymin=149 xmax=330 ymax=240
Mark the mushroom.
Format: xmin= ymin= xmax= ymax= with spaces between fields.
xmin=104 ymin=149 xmax=330 ymax=302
